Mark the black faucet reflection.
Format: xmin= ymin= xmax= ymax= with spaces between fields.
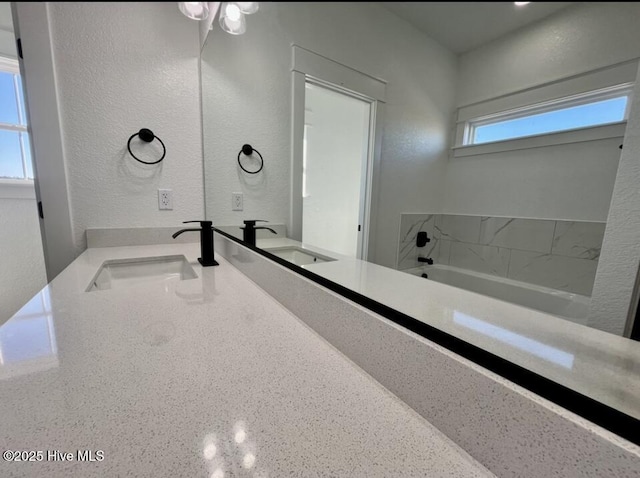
xmin=241 ymin=220 xmax=277 ymax=247
xmin=418 ymin=257 xmax=434 ymax=265
xmin=172 ymin=220 xmax=219 ymax=266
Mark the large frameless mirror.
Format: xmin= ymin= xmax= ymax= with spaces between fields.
xmin=201 ymin=2 xmax=640 ymax=433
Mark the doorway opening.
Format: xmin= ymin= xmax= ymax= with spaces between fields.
xmin=302 ymin=79 xmax=374 ymax=258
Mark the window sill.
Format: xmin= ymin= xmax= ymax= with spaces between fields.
xmin=452 ymin=122 xmax=626 ymax=158
xmin=0 ymin=179 xmax=36 ymax=199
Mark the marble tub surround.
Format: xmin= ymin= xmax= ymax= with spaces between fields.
xmin=448 ymin=242 xmax=510 ymax=277
xmin=479 ymin=217 xmax=556 ymax=253
xmin=220 ymin=233 xmax=640 ymax=477
xmin=508 ymin=250 xmax=599 ymax=295
xmin=399 ymin=213 xmax=437 ymax=243
xmin=0 ymin=243 xmax=493 ymax=477
xmin=551 ymin=221 xmax=606 ymax=259
xmin=398 ymin=214 xmax=605 ymax=296
xmin=398 ymin=214 xmax=441 ymax=270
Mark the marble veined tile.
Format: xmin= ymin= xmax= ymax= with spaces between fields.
xmin=552 ymin=221 xmax=605 ymax=260
xmin=508 ymin=250 xmax=598 ymax=296
xmin=479 ymin=217 xmax=555 ymax=253
xmin=397 ymin=240 xmax=417 ymax=270
xmin=397 ymin=214 xmax=438 ymax=269
xmin=449 ymin=242 xmax=510 ymax=276
xmin=398 ymin=237 xmax=440 ymax=270
xmin=399 ymin=214 xmax=436 ymax=244
xmin=434 ymin=215 xmax=481 ymax=243
xmin=439 ymin=239 xmax=451 ymax=265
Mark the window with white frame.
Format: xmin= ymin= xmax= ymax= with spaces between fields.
xmin=0 ymin=56 xmax=32 ymax=180
xmin=462 ymin=83 xmax=633 ymax=146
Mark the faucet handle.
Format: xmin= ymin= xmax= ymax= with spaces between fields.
xmin=183 ymin=220 xmax=213 ymax=228
xmin=243 ymin=219 xmax=268 ymax=226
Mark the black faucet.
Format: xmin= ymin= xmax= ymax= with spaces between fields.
xmin=172 ymin=220 xmax=219 ymax=266
xmin=418 ymin=257 xmax=434 ymax=265
xmin=240 ymin=220 xmax=277 ymax=246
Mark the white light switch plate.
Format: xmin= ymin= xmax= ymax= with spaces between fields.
xmin=232 ymin=192 xmax=243 ymax=211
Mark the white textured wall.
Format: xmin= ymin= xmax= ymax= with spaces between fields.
xmin=0 ymin=30 xmax=14 ymax=57
xmin=456 ymin=2 xmax=640 ymax=106
xmin=589 ymin=64 xmax=640 ymax=335
xmin=201 ymin=2 xmax=457 ymax=268
xmin=47 ymin=2 xmax=203 ymax=249
xmin=442 ymin=139 xmax=621 ymax=221
xmin=0 ymin=2 xmax=15 ymax=58
xmin=0 ymin=198 xmax=47 ymax=324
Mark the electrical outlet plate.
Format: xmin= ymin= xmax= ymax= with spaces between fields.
xmin=158 ymin=189 xmax=173 ymax=210
xmin=232 ymin=192 xmax=243 ymax=211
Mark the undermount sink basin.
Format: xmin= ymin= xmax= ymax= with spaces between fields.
xmin=86 ymin=255 xmax=198 ymax=292
xmin=263 ymin=246 xmax=336 ymax=266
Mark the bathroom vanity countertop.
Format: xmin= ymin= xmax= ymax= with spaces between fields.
xmin=0 ymin=243 xmax=493 ymax=477
xmin=255 ymin=236 xmax=640 ymax=422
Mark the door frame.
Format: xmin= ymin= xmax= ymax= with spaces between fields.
xmin=290 ymin=45 xmax=386 ymax=260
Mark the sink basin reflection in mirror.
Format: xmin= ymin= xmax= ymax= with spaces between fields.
xmin=263 ymin=246 xmax=336 ymax=266
xmin=86 ymin=255 xmax=198 ymax=292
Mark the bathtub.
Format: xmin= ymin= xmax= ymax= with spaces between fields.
xmin=405 ymin=264 xmax=590 ymax=322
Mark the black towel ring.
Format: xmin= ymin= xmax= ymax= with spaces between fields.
xmin=237 ymin=144 xmax=264 ymax=174
xmin=127 ymin=128 xmax=166 ymax=165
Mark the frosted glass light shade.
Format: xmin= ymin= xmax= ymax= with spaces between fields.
xmin=219 ymin=3 xmax=247 ymax=35
xmin=236 ymin=2 xmax=259 ymax=14
xmin=178 ymin=2 xmax=210 ymax=20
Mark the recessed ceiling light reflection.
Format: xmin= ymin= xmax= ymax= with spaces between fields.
xmin=243 ymin=453 xmax=256 ymax=469
xmin=234 ymin=430 xmax=246 ymax=444
xmin=203 ymin=443 xmax=217 ymax=460
xmin=210 ymin=469 xmax=224 ymax=478
xmin=202 ymin=433 xmax=218 ymax=460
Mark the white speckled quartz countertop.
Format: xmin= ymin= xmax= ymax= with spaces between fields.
xmin=254 ymin=237 xmax=640 ymax=421
xmin=0 ymin=243 xmax=493 ymax=477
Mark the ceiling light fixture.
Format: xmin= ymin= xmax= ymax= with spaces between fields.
xmin=236 ymin=2 xmax=260 ymax=14
xmin=514 ymin=2 xmax=531 ymax=5
xmin=178 ymin=2 xmax=259 ymax=35
xmin=178 ymin=2 xmax=210 ymax=20
xmin=219 ymin=2 xmax=247 ymax=35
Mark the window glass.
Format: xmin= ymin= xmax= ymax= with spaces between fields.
xmin=0 ymin=63 xmax=32 ymax=181
xmin=22 ymin=132 xmax=33 ymax=179
xmin=17 ymin=75 xmax=27 ymax=125
xmin=0 ymin=71 xmax=19 ymax=125
xmin=0 ymin=129 xmax=24 ymax=178
xmin=472 ymin=96 xmax=629 ymax=145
